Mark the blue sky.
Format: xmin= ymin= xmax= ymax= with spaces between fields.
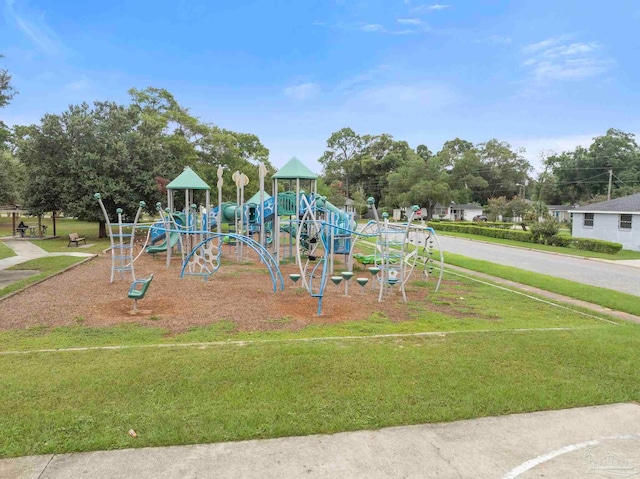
xmin=2 ymin=0 xmax=639 ymax=173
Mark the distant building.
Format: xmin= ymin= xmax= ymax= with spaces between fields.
xmin=571 ymin=193 xmax=640 ymax=251
xmin=392 ymin=203 xmax=483 ymax=221
xmin=546 ymin=205 xmax=575 ymax=223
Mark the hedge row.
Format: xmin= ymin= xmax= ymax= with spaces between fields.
xmin=429 ymin=222 xmax=535 ymax=242
xmin=429 ymin=219 xmax=520 ymax=229
xmin=428 ymin=222 xmax=623 ymax=254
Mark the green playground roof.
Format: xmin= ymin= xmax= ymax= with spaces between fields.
xmin=167 ymin=167 xmax=211 ymax=190
xmin=273 ymin=157 xmax=318 ymax=180
xmin=246 ymin=191 xmax=272 ymax=204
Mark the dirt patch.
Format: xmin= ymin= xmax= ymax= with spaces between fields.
xmin=0 ymin=251 xmax=468 ymax=333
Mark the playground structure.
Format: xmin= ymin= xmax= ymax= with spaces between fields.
xmin=94 ymin=157 xmax=445 ymax=315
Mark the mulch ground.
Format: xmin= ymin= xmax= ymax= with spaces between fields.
xmin=1 ymin=250 xmax=459 ymax=333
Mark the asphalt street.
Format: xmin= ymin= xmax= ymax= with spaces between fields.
xmin=437 ymin=236 xmax=640 ymax=296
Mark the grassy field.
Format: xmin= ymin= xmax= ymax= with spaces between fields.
xmin=2 ymin=270 xmax=637 ymax=458
xmin=1 ymin=323 xmax=638 ymax=458
xmin=0 ymin=241 xmax=16 ymax=260
xmin=441 ymin=252 xmax=640 ymax=317
xmin=0 ymin=216 xmax=127 ymax=254
xmin=1 ymin=219 xmax=639 ymax=459
xmin=0 ymin=256 xmax=90 ymax=299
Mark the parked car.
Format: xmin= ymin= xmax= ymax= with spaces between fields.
xmin=473 ymin=215 xmax=488 ymax=222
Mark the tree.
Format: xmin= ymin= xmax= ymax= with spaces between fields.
xmin=319 ymin=129 xmax=413 ymax=205
xmin=544 ymin=129 xmax=640 ymax=204
xmin=16 ymin=102 xmax=171 ymax=237
xmin=485 ymin=196 xmax=508 ymax=221
xmin=386 ymin=150 xmax=451 ymax=219
xmin=0 ymin=54 xmax=16 ymax=109
xmin=129 ymin=87 xmax=274 ymax=201
xmin=318 ymin=127 xmax=364 ymax=197
xmin=0 ymin=150 xmax=24 ymax=204
xmin=477 ymin=139 xmax=531 ymax=200
xmin=0 ymin=55 xmax=17 ymax=148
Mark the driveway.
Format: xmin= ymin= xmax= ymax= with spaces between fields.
xmin=438 ymin=236 xmax=640 ymax=296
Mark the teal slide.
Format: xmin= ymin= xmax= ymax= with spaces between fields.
xmin=146 ymin=231 xmax=180 ymax=254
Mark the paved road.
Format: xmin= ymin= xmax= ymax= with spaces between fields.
xmin=438 ymin=236 xmax=640 ymax=296
xmin=2 ymin=403 xmax=639 ymax=478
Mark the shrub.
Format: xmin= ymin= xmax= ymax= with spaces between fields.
xmin=548 ymin=235 xmax=570 ymax=247
xmin=530 ymin=219 xmax=560 ymax=244
xmin=428 ymin=221 xmax=623 ymax=254
xmin=568 ymin=238 xmax=623 ymax=254
xmin=428 ymin=222 xmax=535 ymax=243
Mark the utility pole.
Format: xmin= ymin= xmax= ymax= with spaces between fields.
xmin=607 ymin=169 xmax=613 ymax=201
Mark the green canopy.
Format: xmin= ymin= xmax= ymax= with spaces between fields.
xmin=273 ymin=158 xmax=317 ymax=180
xmin=167 ymin=167 xmax=211 ymax=190
xmin=246 ymin=191 xmax=272 ymax=204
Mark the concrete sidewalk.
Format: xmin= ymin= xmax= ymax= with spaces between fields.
xmin=2 ymin=403 xmax=639 ymax=479
xmin=0 ymin=239 xmax=94 ymax=271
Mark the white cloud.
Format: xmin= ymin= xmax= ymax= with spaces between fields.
xmin=412 ymin=3 xmax=450 ymax=13
xmin=521 ymin=36 xmax=613 ymax=83
xmin=361 ymin=23 xmax=384 ymax=32
xmin=283 ymin=82 xmax=320 ymax=101
xmin=3 ymin=0 xmax=65 ymax=56
xmin=427 ymin=4 xmax=450 ymax=10
xmin=397 ymin=18 xmax=422 ymax=25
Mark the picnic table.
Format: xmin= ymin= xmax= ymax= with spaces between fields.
xmin=28 ymin=225 xmax=47 ymax=238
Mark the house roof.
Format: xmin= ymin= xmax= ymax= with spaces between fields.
xmin=547 ymin=205 xmax=575 ymax=211
xmin=573 ymin=193 xmax=640 ymax=214
xmin=273 ymin=157 xmax=318 ymax=180
xmin=167 ymin=167 xmax=211 ymax=190
xmin=449 ymin=204 xmax=482 ymax=209
xmin=246 ymin=191 xmax=272 ymax=204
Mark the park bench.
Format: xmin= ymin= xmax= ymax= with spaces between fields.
xmin=128 ymin=274 xmax=153 ymax=311
xmin=67 ymin=233 xmax=87 ymax=247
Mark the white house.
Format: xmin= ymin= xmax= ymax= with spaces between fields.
xmin=547 ymin=205 xmax=575 ymax=223
xmin=392 ymin=203 xmax=483 ymax=221
xmin=449 ymin=203 xmax=484 ymax=221
xmin=571 ymin=193 xmax=640 ymax=251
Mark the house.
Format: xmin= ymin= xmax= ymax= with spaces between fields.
xmin=571 ymin=193 xmax=640 ymax=251
xmin=392 ymin=203 xmax=483 ymax=221
xmin=448 ymin=203 xmax=484 ymax=221
xmin=547 ymin=205 xmax=575 ymax=223
xmin=343 ymin=198 xmax=356 ymax=216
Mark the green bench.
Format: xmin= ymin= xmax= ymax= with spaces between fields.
xmin=127 ymin=274 xmax=153 ymax=311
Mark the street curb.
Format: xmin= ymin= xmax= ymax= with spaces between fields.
xmin=0 ymin=255 xmax=98 ymax=303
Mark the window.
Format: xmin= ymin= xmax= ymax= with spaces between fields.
xmin=583 ymin=213 xmax=594 ymax=227
xmin=619 ymin=214 xmax=632 ymax=230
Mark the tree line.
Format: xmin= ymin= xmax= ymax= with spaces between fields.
xmin=319 ymin=126 xmax=640 ymax=218
xmin=1 ymin=60 xmax=275 ymax=235
xmin=2 ymin=55 xmax=640 ymax=230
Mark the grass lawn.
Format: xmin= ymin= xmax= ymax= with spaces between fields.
xmin=0 ymin=217 xmax=132 ymax=254
xmin=434 ymin=230 xmax=640 ymax=260
xmin=0 ymin=256 xmax=90 ymax=299
xmin=1 ymin=270 xmax=635 ymax=458
xmin=0 ymin=241 xmax=16 ymax=260
xmin=1 ymin=323 xmax=638 ymax=458
xmin=441 ymin=251 xmax=640 ymax=316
